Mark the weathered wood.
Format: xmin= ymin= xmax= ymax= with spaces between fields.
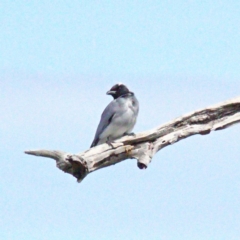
xmin=25 ymin=96 xmax=240 ymax=183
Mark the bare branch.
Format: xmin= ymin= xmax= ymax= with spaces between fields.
xmin=25 ymin=96 xmax=240 ymax=182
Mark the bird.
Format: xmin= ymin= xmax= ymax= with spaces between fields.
xmin=90 ymin=83 xmax=139 ymax=147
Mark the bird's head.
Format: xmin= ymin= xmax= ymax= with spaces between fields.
xmin=106 ymin=83 xmax=131 ymax=99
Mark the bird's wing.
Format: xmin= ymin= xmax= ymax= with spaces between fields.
xmin=90 ymin=100 xmax=118 ymax=147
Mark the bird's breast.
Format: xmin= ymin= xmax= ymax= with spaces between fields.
xmin=126 ymin=97 xmax=139 ymax=115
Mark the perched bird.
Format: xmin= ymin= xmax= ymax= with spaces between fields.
xmin=90 ymin=83 xmax=139 ymax=147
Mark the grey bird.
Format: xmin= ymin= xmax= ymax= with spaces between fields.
xmin=90 ymin=83 xmax=139 ymax=147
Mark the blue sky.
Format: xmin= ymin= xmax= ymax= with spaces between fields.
xmin=1 ymin=1 xmax=240 ymax=239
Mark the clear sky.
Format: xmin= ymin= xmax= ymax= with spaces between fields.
xmin=1 ymin=1 xmax=240 ymax=239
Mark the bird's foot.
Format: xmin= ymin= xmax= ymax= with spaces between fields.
xmin=106 ymin=140 xmax=115 ymax=148
xmin=123 ymin=132 xmax=136 ymax=137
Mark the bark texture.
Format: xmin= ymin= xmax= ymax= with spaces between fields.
xmin=25 ymin=96 xmax=240 ymax=183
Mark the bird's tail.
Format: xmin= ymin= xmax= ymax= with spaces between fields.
xmin=90 ymin=137 xmax=99 ymax=148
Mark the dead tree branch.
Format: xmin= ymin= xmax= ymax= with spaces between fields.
xmin=25 ymin=96 xmax=240 ymax=183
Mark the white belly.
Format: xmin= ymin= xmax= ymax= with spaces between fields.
xmin=99 ymin=109 xmax=136 ymax=143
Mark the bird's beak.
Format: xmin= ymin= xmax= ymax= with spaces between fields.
xmin=106 ymin=90 xmax=116 ymax=95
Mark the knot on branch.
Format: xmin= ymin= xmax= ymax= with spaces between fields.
xmin=66 ymin=155 xmax=88 ymax=182
xmin=132 ymin=142 xmax=155 ymax=169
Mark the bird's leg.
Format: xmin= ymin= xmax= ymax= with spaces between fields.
xmin=123 ymin=132 xmax=136 ymax=137
xmin=106 ymin=137 xmax=114 ymax=148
